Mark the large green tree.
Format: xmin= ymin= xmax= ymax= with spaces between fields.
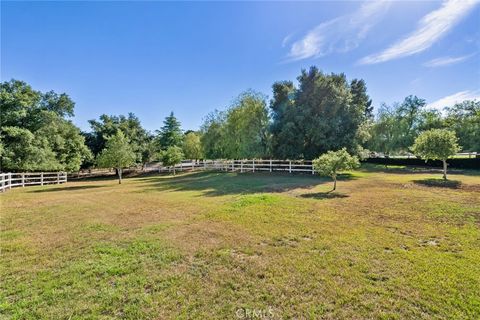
xmin=86 ymin=113 xmax=153 ymax=167
xmin=0 ymin=79 xmax=91 ymax=171
xmin=183 ymin=132 xmax=203 ymax=160
xmin=200 ymin=110 xmax=227 ymax=159
xmin=269 ymin=81 xmax=303 ymax=159
xmin=223 ymin=90 xmax=270 ymax=159
xmin=270 ymin=67 xmax=369 ymax=159
xmin=444 ymin=100 xmax=479 ymax=152
xmin=157 ymin=112 xmax=183 ymax=150
xmin=368 ymin=103 xmax=400 ymax=156
xmin=350 ymin=79 xmax=373 ymax=119
xmin=368 ymin=96 xmax=445 ymax=156
xmin=200 ymin=91 xmax=271 ymax=159
xmin=394 ymin=95 xmax=428 ymax=151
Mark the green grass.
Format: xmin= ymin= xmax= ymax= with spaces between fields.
xmin=1 ymin=166 xmax=479 ymax=319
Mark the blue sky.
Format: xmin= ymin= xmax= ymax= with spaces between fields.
xmin=2 ymin=1 xmax=479 ymax=132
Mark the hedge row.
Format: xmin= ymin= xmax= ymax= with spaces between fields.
xmin=364 ymin=157 xmax=480 ymax=170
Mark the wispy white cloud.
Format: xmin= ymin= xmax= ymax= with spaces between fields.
xmin=423 ymin=53 xmax=475 ymax=67
xmin=282 ymin=33 xmax=294 ymax=48
xmin=286 ymin=1 xmax=390 ymax=61
xmin=428 ymin=90 xmax=480 ymax=110
xmin=359 ymin=0 xmax=479 ymax=65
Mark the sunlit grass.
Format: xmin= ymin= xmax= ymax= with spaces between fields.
xmin=1 ymin=166 xmax=479 ymax=318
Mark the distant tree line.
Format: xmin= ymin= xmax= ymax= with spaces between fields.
xmin=1 ymin=69 xmax=478 ymax=173
xmin=368 ymin=97 xmax=479 ymax=155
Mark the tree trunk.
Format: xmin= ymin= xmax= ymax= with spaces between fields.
xmin=333 ymin=174 xmax=337 ymax=191
xmin=118 ymin=168 xmax=122 ymax=184
xmin=442 ymin=159 xmax=447 ymax=180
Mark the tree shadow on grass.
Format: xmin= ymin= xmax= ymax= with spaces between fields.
xmin=137 ymin=171 xmax=358 ymax=197
xmin=300 ymin=191 xmax=349 ymax=200
xmin=30 ymin=185 xmax=104 ymax=193
xmin=412 ymin=179 xmax=462 ymax=189
xmin=68 ymin=175 xmax=119 ymax=182
xmin=361 ymin=164 xmax=441 ymax=175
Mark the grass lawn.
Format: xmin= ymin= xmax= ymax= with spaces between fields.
xmin=1 ymin=165 xmax=479 ymax=319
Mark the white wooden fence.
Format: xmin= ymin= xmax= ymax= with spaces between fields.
xmin=0 ymin=172 xmax=67 ymax=193
xmin=151 ymin=159 xmax=316 ymax=174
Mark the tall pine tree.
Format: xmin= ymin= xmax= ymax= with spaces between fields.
xmin=157 ymin=112 xmax=183 ymax=150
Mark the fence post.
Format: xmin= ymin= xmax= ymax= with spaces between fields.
xmin=8 ymin=173 xmax=12 ymax=190
xmin=289 ymin=161 xmax=292 ymax=173
xmin=241 ymin=160 xmax=243 ymax=173
xmin=204 ymin=160 xmax=207 ymax=171
xmin=270 ymin=160 xmax=272 ymax=173
xmin=1 ymin=174 xmax=4 ymax=192
xmin=22 ymin=173 xmax=25 ymax=187
xmin=192 ymin=161 xmax=194 ymax=171
xmin=232 ymin=160 xmax=234 ymax=172
xmin=253 ymin=159 xmax=255 ymax=172
xmin=57 ymin=172 xmax=60 ymax=184
xmin=40 ymin=172 xmax=44 ymax=186
xmin=311 ymin=163 xmax=314 ymax=175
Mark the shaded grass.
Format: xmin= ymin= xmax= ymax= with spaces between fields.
xmin=1 ymin=166 xmax=479 ymax=319
xmin=136 ymin=171 xmax=359 ymax=196
xmin=300 ymin=191 xmax=349 ymax=200
xmin=30 ymin=185 xmax=104 ymax=193
xmin=413 ymin=178 xmax=462 ymax=189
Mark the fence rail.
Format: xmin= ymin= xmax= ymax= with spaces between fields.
xmin=69 ymin=160 xmax=317 ymax=179
xmin=149 ymin=159 xmax=316 ymax=175
xmin=0 ymin=172 xmax=67 ymax=192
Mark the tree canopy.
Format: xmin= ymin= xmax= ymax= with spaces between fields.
xmin=201 ymin=110 xmax=228 ymax=159
xmin=313 ymin=148 xmax=360 ymax=190
xmin=2 ymin=74 xmax=477 ymax=176
xmin=183 ymin=132 xmax=203 ymax=160
xmin=444 ymin=100 xmax=479 ymax=152
xmin=201 ymin=90 xmax=270 ymax=159
xmin=97 ymin=131 xmax=136 ymax=183
xmin=0 ymin=79 xmax=91 ymax=172
xmin=223 ymin=91 xmax=270 ymax=159
xmin=411 ymin=129 xmax=460 ymax=180
xmin=161 ymin=146 xmax=184 ymax=175
xmin=86 ymin=113 xmax=154 ymax=167
xmin=270 ymin=67 xmax=371 ymax=159
xmin=157 ymin=112 xmax=183 ymax=150
xmin=368 ymin=96 xmax=447 ymax=155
